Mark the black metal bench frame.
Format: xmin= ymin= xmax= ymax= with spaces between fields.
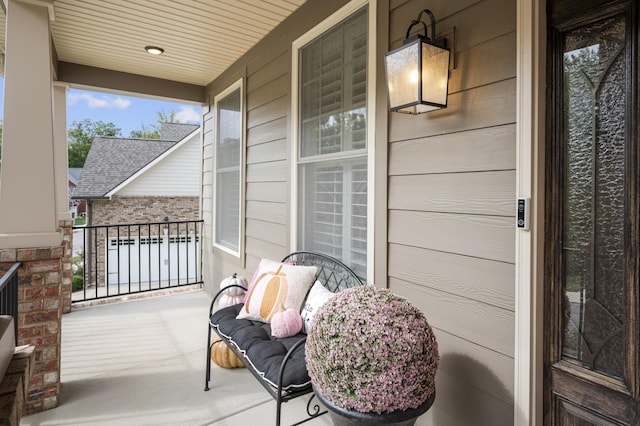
xmin=204 ymin=251 xmax=364 ymax=426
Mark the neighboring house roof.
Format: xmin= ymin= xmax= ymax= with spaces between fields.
xmin=73 ymin=138 xmax=177 ymax=199
xmin=72 ymin=124 xmax=200 ymax=199
xmin=105 ymin=127 xmax=200 ymax=197
xmin=68 ymin=168 xmax=82 ymax=186
xmin=159 ymin=122 xmax=199 ymax=141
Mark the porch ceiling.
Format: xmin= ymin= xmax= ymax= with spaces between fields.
xmin=0 ymin=0 xmax=305 ymax=97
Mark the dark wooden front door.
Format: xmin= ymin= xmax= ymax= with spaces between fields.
xmin=545 ymin=0 xmax=640 ymax=424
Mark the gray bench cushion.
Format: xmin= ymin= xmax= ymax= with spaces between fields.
xmin=210 ymin=304 xmax=310 ymax=391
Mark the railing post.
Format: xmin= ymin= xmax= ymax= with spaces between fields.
xmin=0 ymin=262 xmax=21 ymax=342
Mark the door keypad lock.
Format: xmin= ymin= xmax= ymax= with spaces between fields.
xmin=517 ymin=198 xmax=529 ymax=230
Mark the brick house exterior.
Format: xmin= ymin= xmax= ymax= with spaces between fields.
xmin=90 ymin=195 xmax=199 ymax=226
xmin=71 ymin=123 xmax=201 ymax=288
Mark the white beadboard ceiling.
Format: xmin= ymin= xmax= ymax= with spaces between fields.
xmin=0 ymin=0 xmax=305 ymax=87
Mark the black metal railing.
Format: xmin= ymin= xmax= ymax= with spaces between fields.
xmin=72 ymin=220 xmax=203 ymax=303
xmin=0 ymin=262 xmax=20 ymax=342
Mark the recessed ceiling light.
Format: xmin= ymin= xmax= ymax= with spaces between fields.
xmin=145 ymin=46 xmax=164 ymax=55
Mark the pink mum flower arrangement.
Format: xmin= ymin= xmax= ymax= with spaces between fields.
xmin=305 ymin=286 xmax=438 ymax=414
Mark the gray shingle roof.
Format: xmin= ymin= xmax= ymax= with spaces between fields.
xmin=72 ymin=137 xmax=177 ymax=198
xmin=159 ymin=122 xmax=199 ymax=141
xmin=68 ymin=167 xmax=82 ymax=185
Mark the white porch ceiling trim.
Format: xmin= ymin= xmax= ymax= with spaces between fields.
xmin=0 ymin=0 xmax=306 ymax=100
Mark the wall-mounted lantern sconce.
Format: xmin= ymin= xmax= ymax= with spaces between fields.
xmin=385 ymin=9 xmax=451 ymax=114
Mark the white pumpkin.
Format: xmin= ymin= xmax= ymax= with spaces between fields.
xmin=219 ymin=293 xmax=245 ymax=309
xmin=220 ymin=273 xmax=248 ymax=296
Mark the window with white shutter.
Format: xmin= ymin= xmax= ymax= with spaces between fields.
xmin=293 ymin=3 xmax=371 ymax=281
xmin=213 ymin=79 xmax=243 ymax=256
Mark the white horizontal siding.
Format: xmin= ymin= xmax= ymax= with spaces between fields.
xmin=118 ymin=132 xmax=201 ymax=197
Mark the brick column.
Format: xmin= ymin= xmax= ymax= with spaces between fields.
xmin=0 ymin=245 xmax=64 ymax=413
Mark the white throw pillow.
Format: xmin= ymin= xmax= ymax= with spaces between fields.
xmin=301 ymin=280 xmax=336 ymax=333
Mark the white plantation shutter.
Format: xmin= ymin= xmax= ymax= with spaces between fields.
xmin=300 ymin=158 xmax=367 ymax=279
xmin=214 ymin=84 xmax=242 ymax=254
xmin=349 ymin=160 xmax=367 ymax=277
xmin=297 ymin=7 xmax=368 ymax=280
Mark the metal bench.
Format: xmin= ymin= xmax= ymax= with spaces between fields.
xmin=204 ymin=251 xmax=364 ymax=426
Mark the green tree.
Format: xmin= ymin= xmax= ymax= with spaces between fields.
xmin=156 ymin=110 xmax=178 ymax=124
xmin=129 ymin=122 xmax=160 ymax=139
xmin=68 ymin=119 xmax=121 ymax=167
xmin=129 ymin=109 xmax=180 ymax=139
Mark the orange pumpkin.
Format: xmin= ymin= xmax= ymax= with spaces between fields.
xmin=210 ymin=340 xmax=245 ymax=369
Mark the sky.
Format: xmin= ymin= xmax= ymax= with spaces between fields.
xmin=0 ymin=77 xmax=201 ymax=137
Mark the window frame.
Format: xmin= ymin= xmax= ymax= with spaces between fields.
xmin=212 ymin=78 xmax=245 ymax=260
xmin=290 ymin=0 xmax=376 ymax=282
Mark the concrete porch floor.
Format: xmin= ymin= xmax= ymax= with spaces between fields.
xmin=21 ymin=290 xmax=332 ymax=426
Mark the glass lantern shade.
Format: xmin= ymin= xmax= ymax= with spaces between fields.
xmin=385 ymin=36 xmax=450 ymax=114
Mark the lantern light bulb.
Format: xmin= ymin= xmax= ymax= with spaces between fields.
xmin=409 ymin=69 xmax=419 ymax=84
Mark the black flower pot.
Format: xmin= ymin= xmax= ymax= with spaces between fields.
xmin=313 ymin=385 xmax=436 ymax=426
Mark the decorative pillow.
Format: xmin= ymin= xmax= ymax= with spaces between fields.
xmin=242 ymin=265 xmax=262 ymax=304
xmin=242 ymin=259 xmax=295 ymax=303
xmin=237 ymin=259 xmax=317 ymax=323
xmin=301 ymin=280 xmax=336 ymax=333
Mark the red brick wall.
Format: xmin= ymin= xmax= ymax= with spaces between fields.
xmin=90 ymin=195 xmax=199 ymax=225
xmin=0 ymin=244 xmax=64 ymax=413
